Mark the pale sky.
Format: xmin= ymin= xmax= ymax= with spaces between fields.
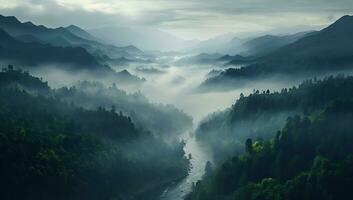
xmin=0 ymin=0 xmax=352 ymax=40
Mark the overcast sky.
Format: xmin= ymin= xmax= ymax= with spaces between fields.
xmin=0 ymin=0 xmax=352 ymax=40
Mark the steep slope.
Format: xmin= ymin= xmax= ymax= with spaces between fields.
xmin=0 ymin=68 xmax=189 ymax=200
xmin=240 ymin=31 xmax=313 ymax=57
xmin=201 ymin=15 xmax=353 ymax=90
xmin=187 ymin=31 xmax=309 ymax=56
xmin=0 ymin=28 xmax=103 ymax=70
xmin=0 ymin=15 xmax=144 ymax=60
xmin=197 ymin=75 xmax=353 ymax=162
xmin=0 ymin=15 xmax=88 ymax=45
xmin=56 ymin=80 xmax=192 ymax=137
xmin=188 ymin=99 xmax=353 ymax=200
xmin=264 ymin=15 xmax=353 ymax=65
xmin=65 ymin=25 xmax=102 ymax=42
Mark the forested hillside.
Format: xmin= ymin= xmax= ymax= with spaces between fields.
xmin=196 ymin=75 xmax=353 ymax=162
xmin=0 ymin=66 xmax=189 ymax=200
xmin=188 ymin=99 xmax=353 ymax=200
xmin=55 ymin=80 xmax=193 ymax=137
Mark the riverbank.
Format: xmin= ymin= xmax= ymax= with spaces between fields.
xmin=159 ymin=133 xmax=212 ymax=200
xmin=134 ymin=173 xmax=188 ymax=200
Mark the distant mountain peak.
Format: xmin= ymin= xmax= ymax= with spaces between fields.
xmin=120 ymin=69 xmax=131 ymax=75
xmin=0 ymin=14 xmax=21 ymax=25
xmin=0 ymin=14 xmax=17 ymax=20
xmin=66 ymin=25 xmax=84 ymax=31
xmin=123 ymin=45 xmax=140 ymax=51
xmin=23 ymin=21 xmax=35 ymax=26
xmin=324 ymin=15 xmax=353 ymax=33
xmin=333 ymin=15 xmax=353 ymax=27
xmin=336 ymin=15 xmax=353 ymax=23
xmin=66 ymin=24 xmax=79 ymax=29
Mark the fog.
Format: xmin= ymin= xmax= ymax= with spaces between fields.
xmin=21 ymin=61 xmax=238 ymax=124
xmin=134 ymin=65 xmax=239 ymax=123
xmin=13 ymin=53 xmax=353 ymax=200
xmin=132 ymin=64 xmax=305 ymax=124
xmin=20 ymin=55 xmax=317 ymax=126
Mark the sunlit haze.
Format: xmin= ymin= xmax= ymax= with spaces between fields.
xmin=0 ymin=0 xmax=352 ymax=40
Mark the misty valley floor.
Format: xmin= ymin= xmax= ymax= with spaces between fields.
xmin=2 ymin=11 xmax=353 ymax=200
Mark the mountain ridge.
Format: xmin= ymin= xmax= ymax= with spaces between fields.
xmin=201 ymin=15 xmax=353 ymax=90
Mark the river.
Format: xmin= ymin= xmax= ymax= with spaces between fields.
xmin=159 ymin=132 xmax=211 ymax=200
xmin=131 ymin=64 xmax=236 ymax=199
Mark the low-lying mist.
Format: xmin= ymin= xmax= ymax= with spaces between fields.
xmin=16 ymin=55 xmax=353 ymax=130
xmin=21 ymin=57 xmax=323 ymax=127
xmin=132 ymin=64 xmax=301 ymax=124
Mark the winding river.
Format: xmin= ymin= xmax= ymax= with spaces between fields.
xmin=159 ymin=132 xmax=212 ymax=200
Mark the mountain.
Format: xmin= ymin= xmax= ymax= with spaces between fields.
xmin=201 ymin=15 xmax=353 ymax=90
xmin=197 ymin=75 xmax=353 ymax=162
xmin=187 ymin=31 xmax=310 ymax=56
xmin=215 ymin=32 xmax=312 ymax=65
xmin=0 ymin=68 xmax=189 ymax=200
xmin=0 ymin=15 xmax=89 ymax=45
xmin=15 ymin=34 xmax=43 ymax=43
xmin=189 ymin=101 xmax=353 ymax=200
xmin=115 ymin=69 xmax=145 ymax=84
xmin=0 ymin=14 xmax=150 ymax=85
xmin=188 ymin=33 xmax=239 ymax=54
xmin=0 ymin=28 xmax=103 ymax=70
xmin=65 ymin=25 xmax=102 ymax=42
xmin=226 ymin=37 xmax=247 ymax=54
xmin=65 ymin=25 xmax=145 ymax=58
xmin=188 ymin=76 xmax=353 ymax=200
xmin=174 ymin=53 xmax=224 ymax=65
xmin=0 ymin=15 xmax=144 ymax=60
xmin=239 ymin=31 xmax=313 ymax=57
xmin=263 ymin=15 xmax=353 ymax=65
xmin=89 ymin=26 xmax=195 ymax=51
xmin=218 ymin=54 xmax=252 ymax=65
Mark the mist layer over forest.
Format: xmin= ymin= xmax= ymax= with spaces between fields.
xmin=0 ymin=6 xmax=353 ymax=200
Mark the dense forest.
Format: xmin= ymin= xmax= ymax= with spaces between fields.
xmin=0 ymin=66 xmax=190 ymax=200
xmin=55 ymin=80 xmax=192 ymax=138
xmin=0 ymin=9 xmax=352 ymax=200
xmin=196 ymin=75 xmax=353 ymax=163
xmin=188 ymin=95 xmax=353 ymax=200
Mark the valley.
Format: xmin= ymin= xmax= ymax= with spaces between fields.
xmin=0 ymin=5 xmax=353 ymax=200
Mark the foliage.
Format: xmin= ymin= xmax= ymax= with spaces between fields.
xmin=55 ymin=80 xmax=192 ymax=138
xmin=0 ymin=68 xmax=189 ymax=200
xmin=196 ymin=75 xmax=353 ymax=162
xmin=188 ymin=99 xmax=353 ymax=200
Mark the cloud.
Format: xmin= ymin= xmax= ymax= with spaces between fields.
xmin=0 ymin=0 xmax=352 ymax=39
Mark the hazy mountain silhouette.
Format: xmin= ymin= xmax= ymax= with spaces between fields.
xmin=0 ymin=28 xmax=103 ymax=70
xmin=188 ymin=31 xmax=311 ymax=56
xmin=188 ymin=33 xmax=239 ymax=54
xmin=65 ymin=25 xmax=102 ymax=42
xmin=0 ymin=15 xmax=144 ymax=60
xmin=262 ymin=15 xmax=353 ymax=65
xmin=89 ymin=26 xmax=197 ymax=51
xmin=175 ymin=53 xmax=223 ymax=65
xmin=201 ymin=15 xmax=353 ymax=90
xmin=239 ymin=31 xmax=314 ymax=57
xmin=215 ymin=32 xmax=312 ymax=65
xmin=0 ymin=15 xmax=89 ymax=45
xmin=218 ymin=54 xmax=252 ymax=64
